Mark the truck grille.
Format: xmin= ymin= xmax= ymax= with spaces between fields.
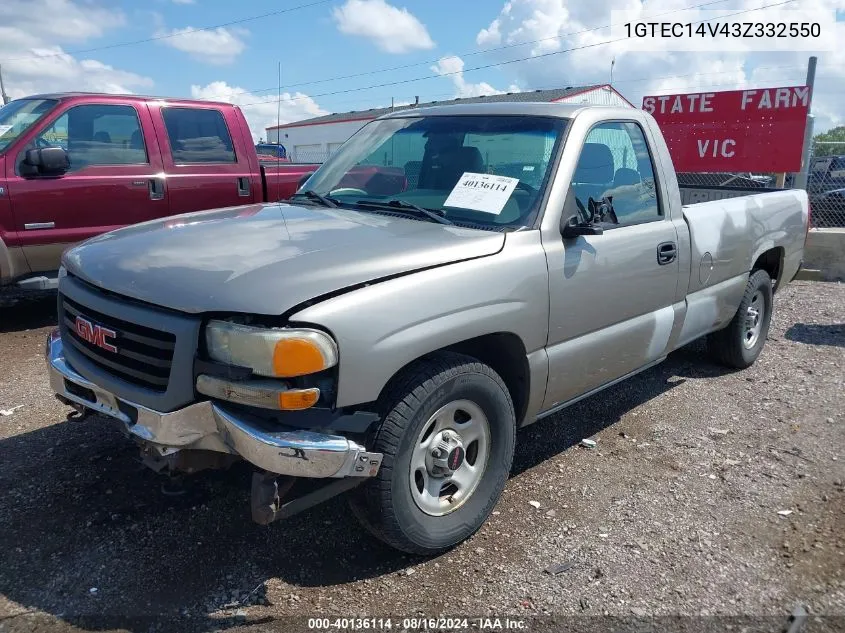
xmin=60 ymin=295 xmax=175 ymax=392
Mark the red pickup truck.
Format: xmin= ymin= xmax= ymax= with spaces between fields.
xmin=0 ymin=93 xmax=319 ymax=299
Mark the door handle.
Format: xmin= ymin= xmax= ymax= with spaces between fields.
xmin=237 ymin=177 xmax=251 ymax=197
xmin=148 ymin=178 xmax=165 ymax=201
xmin=657 ymin=241 xmax=677 ymax=265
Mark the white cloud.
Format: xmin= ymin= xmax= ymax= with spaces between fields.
xmin=332 ymin=0 xmax=435 ymax=54
xmin=431 ymin=55 xmax=519 ymax=99
xmin=171 ymin=0 xmax=196 ymax=4
xmin=474 ymin=0 xmax=845 ymax=131
xmin=190 ymin=81 xmax=328 ymax=141
xmin=0 ymin=1 xmax=153 ymax=99
xmin=476 ymin=18 xmax=502 ymax=47
xmin=156 ymin=26 xmax=247 ymax=65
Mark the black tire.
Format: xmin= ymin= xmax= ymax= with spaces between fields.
xmin=707 ymin=269 xmax=773 ymax=369
xmin=348 ymin=352 xmax=515 ymax=555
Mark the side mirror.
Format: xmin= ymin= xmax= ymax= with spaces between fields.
xmin=21 ymin=147 xmax=70 ymax=177
xmin=561 ymin=214 xmax=604 ymax=238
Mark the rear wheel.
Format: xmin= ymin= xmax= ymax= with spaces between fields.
xmin=348 ymin=352 xmax=515 ymax=554
xmin=707 ymin=269 xmax=773 ymax=369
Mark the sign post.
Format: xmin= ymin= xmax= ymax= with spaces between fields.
xmin=793 ymin=56 xmax=817 ymax=191
xmin=642 ymin=86 xmax=810 ymax=174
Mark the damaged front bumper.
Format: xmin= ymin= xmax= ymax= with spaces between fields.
xmin=46 ymin=330 xmax=383 ymax=479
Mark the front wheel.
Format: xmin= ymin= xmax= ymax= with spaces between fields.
xmin=707 ymin=269 xmax=773 ymax=369
xmin=348 ymin=352 xmax=515 ymax=554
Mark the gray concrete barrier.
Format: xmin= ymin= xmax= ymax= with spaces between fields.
xmin=800 ymin=228 xmax=845 ymax=282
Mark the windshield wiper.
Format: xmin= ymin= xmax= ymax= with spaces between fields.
xmin=291 ymin=190 xmax=338 ymax=208
xmin=355 ymin=199 xmax=453 ymax=225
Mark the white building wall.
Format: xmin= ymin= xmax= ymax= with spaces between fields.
xmin=556 ymin=86 xmax=633 ymax=108
xmin=266 ymin=118 xmax=372 ymax=162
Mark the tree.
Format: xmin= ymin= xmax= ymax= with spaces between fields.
xmin=812 ymin=126 xmax=845 ymax=157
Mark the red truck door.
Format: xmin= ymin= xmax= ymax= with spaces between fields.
xmin=6 ymin=99 xmax=168 ymax=273
xmin=148 ymin=103 xmax=258 ymax=213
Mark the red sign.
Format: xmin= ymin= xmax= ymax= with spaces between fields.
xmin=642 ymin=86 xmax=810 ymax=173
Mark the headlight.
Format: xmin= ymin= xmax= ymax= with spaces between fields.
xmin=58 ymin=265 xmax=67 ymax=279
xmin=205 ymin=320 xmax=338 ymax=378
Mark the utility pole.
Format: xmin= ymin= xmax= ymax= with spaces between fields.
xmin=610 ymin=57 xmax=615 ymax=86
xmin=0 ymin=65 xmax=10 ymax=105
xmin=793 ymin=56 xmax=817 ymax=191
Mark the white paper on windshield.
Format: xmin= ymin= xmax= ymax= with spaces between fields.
xmin=443 ymin=172 xmax=519 ymax=215
xmin=0 ymin=125 xmax=12 ymax=137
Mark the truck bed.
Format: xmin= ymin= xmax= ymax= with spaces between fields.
xmin=675 ymin=188 xmax=808 ymax=347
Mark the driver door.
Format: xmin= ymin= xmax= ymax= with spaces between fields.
xmin=542 ymin=121 xmax=680 ymax=410
xmin=7 ymin=100 xmax=166 ymax=273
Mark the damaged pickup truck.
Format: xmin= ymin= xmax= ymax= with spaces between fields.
xmin=47 ymin=103 xmax=809 ymax=554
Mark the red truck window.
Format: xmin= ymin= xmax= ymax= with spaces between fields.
xmin=160 ymin=107 xmax=236 ymax=164
xmin=23 ymin=104 xmax=148 ymax=171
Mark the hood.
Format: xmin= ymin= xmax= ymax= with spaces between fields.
xmin=63 ymin=203 xmax=504 ymax=314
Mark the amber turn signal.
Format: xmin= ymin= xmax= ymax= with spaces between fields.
xmin=273 ymin=338 xmax=332 ymax=378
xmin=278 ymin=388 xmax=320 ymax=410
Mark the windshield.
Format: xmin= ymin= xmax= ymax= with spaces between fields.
xmin=301 ymin=115 xmax=566 ymax=228
xmin=0 ymin=99 xmax=58 ymax=153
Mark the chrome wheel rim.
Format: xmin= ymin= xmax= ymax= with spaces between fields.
xmin=409 ymin=399 xmax=491 ymax=517
xmin=743 ymin=290 xmax=765 ymax=349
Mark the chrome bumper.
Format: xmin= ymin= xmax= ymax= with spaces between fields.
xmin=46 ymin=330 xmax=382 ymax=479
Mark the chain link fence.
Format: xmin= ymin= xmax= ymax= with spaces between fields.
xmin=807 ymin=140 xmax=845 ymax=228
xmin=676 ymin=148 xmax=845 ymax=229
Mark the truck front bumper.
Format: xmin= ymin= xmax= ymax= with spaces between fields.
xmin=46 ymin=330 xmax=382 ymax=479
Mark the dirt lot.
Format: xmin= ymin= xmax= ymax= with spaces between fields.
xmin=0 ymin=282 xmax=843 ymax=633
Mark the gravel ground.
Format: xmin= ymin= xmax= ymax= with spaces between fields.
xmin=0 ymin=282 xmax=843 ymax=633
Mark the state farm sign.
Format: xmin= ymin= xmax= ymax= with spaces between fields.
xmin=642 ymin=86 xmax=810 ymax=173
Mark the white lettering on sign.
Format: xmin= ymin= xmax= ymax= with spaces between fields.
xmin=741 ymin=86 xmax=810 ymax=110
xmin=647 ymin=87 xmax=810 ymax=115
xmin=792 ymin=86 xmax=810 ymax=107
xmin=670 ymin=96 xmax=683 ymax=114
xmin=697 ymin=139 xmax=736 ymax=159
xmin=443 ymin=172 xmax=519 ymax=215
xmin=648 ymin=92 xmax=718 ymax=114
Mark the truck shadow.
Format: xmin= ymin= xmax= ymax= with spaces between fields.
xmin=0 ymin=341 xmax=731 ymax=632
xmin=784 ymin=322 xmax=845 ymax=348
xmin=0 ymin=294 xmax=58 ymax=333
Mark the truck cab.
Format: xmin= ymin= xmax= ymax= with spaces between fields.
xmin=0 ymin=93 xmax=310 ymax=295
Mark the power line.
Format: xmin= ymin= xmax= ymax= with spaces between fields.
xmin=201 ymin=0 xmax=738 ymax=102
xmin=0 ymin=0 xmax=334 ymax=63
xmin=234 ymin=0 xmax=799 ymax=110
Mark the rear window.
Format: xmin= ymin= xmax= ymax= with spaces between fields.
xmin=161 ymin=107 xmax=236 ymax=164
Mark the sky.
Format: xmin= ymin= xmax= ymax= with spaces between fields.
xmin=1 ymin=0 xmax=844 ymax=141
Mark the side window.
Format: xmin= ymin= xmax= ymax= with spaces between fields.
xmin=26 ymin=104 xmax=148 ymax=170
xmin=161 ymin=107 xmax=236 ymax=164
xmin=571 ymin=121 xmax=661 ymax=226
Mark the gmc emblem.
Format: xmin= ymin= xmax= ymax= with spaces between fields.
xmin=74 ymin=316 xmax=118 ymax=353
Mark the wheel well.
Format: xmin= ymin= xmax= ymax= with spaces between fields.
xmin=752 ymin=247 xmax=785 ymax=292
xmin=373 ymin=333 xmax=531 ymax=428
xmin=443 ymin=333 xmax=530 ymax=426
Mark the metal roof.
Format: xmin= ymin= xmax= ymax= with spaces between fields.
xmin=379 ymin=101 xmax=595 ymax=120
xmin=267 ymin=84 xmax=616 ymax=130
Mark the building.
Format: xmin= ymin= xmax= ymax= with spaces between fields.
xmin=266 ymin=84 xmax=634 ymax=162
